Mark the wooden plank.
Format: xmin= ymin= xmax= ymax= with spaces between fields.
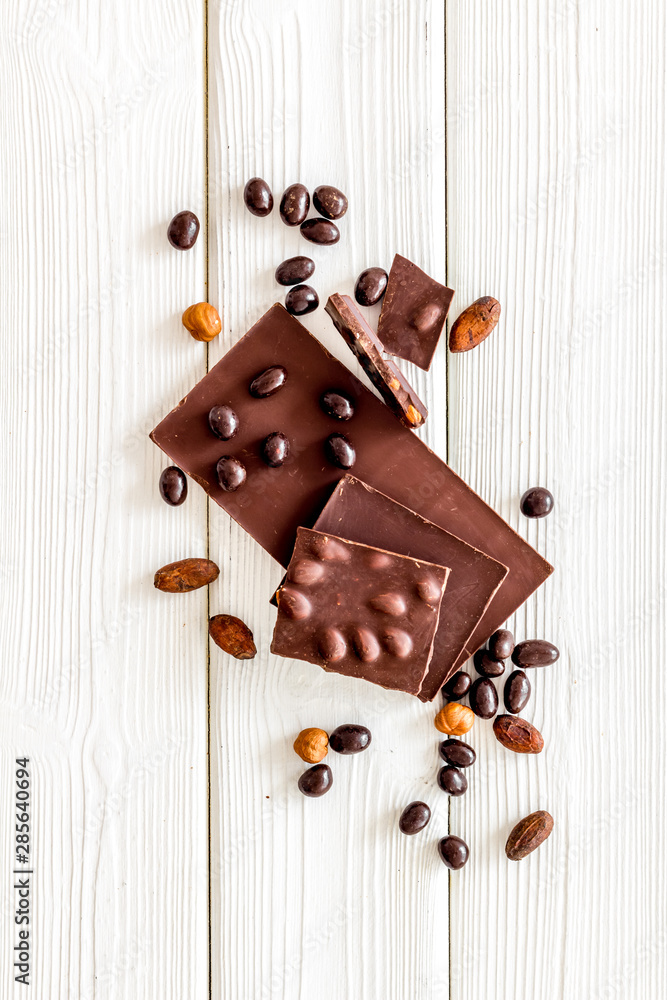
xmin=447 ymin=0 xmax=667 ymax=996
xmin=0 ymin=3 xmax=208 ymax=998
xmin=208 ymin=2 xmax=448 ymax=997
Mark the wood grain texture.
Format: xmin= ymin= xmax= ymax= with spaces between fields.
xmin=0 ymin=3 xmax=208 ymax=998
xmin=447 ymin=0 xmax=666 ymax=997
xmin=207 ymin=2 xmax=448 ymax=997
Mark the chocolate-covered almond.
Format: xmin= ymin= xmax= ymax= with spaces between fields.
xmin=442 ymin=670 xmax=472 ymax=701
xmin=354 ymin=267 xmax=388 ymax=307
xmin=298 ymin=763 xmax=333 ymax=797
xmin=279 ymin=183 xmax=310 ymax=226
xmin=473 ymin=649 xmax=505 ymax=677
xmin=438 ymin=766 xmax=468 ymax=796
xmin=285 ymin=284 xmax=319 ymax=316
xmin=469 ymin=677 xmax=498 ymax=719
xmin=329 ymin=724 xmax=371 ymax=754
xmin=243 ymin=177 xmax=273 ymax=217
xmin=504 ymin=670 xmax=531 ymax=714
xmin=511 ymin=640 xmax=560 ymax=668
xmin=216 ymin=456 xmax=246 ymax=492
xmin=325 ymin=433 xmax=356 ymax=469
xmin=438 ymin=835 xmax=469 ymax=870
xmin=262 ymin=432 xmax=290 ymax=467
xmin=489 ymin=629 xmax=514 ymax=660
xmin=439 ymin=739 xmax=476 ymax=768
xmin=167 ymin=210 xmax=199 ymax=250
xmin=208 ymin=404 xmax=239 ymax=441
xmin=399 ymin=801 xmax=431 ymax=835
xmin=312 ymin=184 xmax=348 ymax=220
xmin=159 ymin=466 xmax=188 ymax=506
xmin=520 ymin=486 xmax=554 ymax=518
xmin=275 ymin=256 xmax=315 ymax=286
xmin=320 ymin=390 xmax=355 ymax=421
xmin=249 ymin=365 xmax=287 ymax=398
xmin=300 ymin=218 xmax=340 ymax=246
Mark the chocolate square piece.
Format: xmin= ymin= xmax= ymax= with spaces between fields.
xmin=376 ymin=254 xmax=454 ymax=371
xmin=325 ymin=293 xmax=427 ymax=429
xmin=271 ymin=528 xmax=450 ymax=695
xmin=150 ymin=304 xmax=552 ymax=647
xmin=313 ymin=476 xmax=508 ymax=700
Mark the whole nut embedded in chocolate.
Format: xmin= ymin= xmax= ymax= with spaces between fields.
xmin=325 ymin=433 xmax=356 ymax=469
xmin=293 ymin=728 xmax=329 ymax=764
xmin=209 ymin=404 xmax=239 ymax=441
xmin=249 ymin=365 xmax=288 ymax=398
xmin=493 ymin=714 xmax=544 ymax=754
xmin=209 ymin=614 xmax=256 ymax=659
xmin=243 ymin=177 xmax=273 ymax=217
xmin=216 ymin=456 xmax=246 ymax=492
xmin=434 ymin=702 xmax=474 ymax=736
xmin=505 ymin=810 xmax=554 ymax=860
xmin=448 ymin=296 xmax=501 ymax=354
xmin=167 ymin=210 xmax=199 ymax=250
xmin=154 ymin=557 xmax=219 ymax=593
xmin=182 ymin=302 xmax=222 ymax=343
xmin=320 ymin=390 xmax=355 ymax=421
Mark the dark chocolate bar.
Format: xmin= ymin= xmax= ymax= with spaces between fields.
xmin=271 ymin=528 xmax=449 ymax=694
xmin=376 ymin=254 xmax=454 ymax=371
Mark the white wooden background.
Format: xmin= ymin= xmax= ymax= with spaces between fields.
xmin=1 ymin=1 xmax=665 ymax=998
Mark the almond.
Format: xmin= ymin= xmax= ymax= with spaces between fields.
xmin=448 ymin=296 xmax=501 ymax=353
xmin=209 ymin=614 xmax=257 ymax=659
xmin=493 ymin=714 xmax=544 ymax=754
xmin=154 ymin=557 xmax=219 ymax=593
xmin=505 ymin=810 xmax=554 ymax=860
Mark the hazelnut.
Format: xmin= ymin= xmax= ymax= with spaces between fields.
xmin=434 ymin=702 xmax=474 ymax=736
xmin=293 ymin=727 xmax=329 ymax=764
xmin=182 ymin=302 xmax=222 ymax=343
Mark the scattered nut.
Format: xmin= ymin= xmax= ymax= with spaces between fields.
xmin=434 ymin=702 xmax=474 ymax=736
xmin=182 ymin=302 xmax=222 ymax=343
xmin=209 ymin=614 xmax=257 ymax=659
xmin=154 ymin=557 xmax=219 ymax=593
xmin=505 ymin=810 xmax=554 ymax=860
xmin=449 ymin=296 xmax=501 ymax=353
xmin=293 ymin=728 xmax=329 ymax=764
xmin=493 ymin=715 xmax=544 ymax=754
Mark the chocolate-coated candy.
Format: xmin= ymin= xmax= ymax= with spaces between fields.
xmin=312 ymin=184 xmax=348 ymax=220
xmin=243 ymin=176 xmax=273 ymax=217
xmin=262 ymin=432 xmax=290 ymax=467
xmin=279 ymin=183 xmax=310 ymax=226
xmin=438 ymin=766 xmax=468 ymax=796
xmin=442 ymin=670 xmax=472 ymax=701
xmin=167 ymin=210 xmax=200 ymax=250
xmin=473 ymin=649 xmax=505 ymax=677
xmin=329 ymin=724 xmax=371 ymax=755
xmin=275 ymin=256 xmax=315 ymax=286
xmin=354 ymin=267 xmax=388 ymax=307
xmin=298 ymin=763 xmax=333 ymax=797
xmin=438 ymin=835 xmax=469 ymax=870
xmin=285 ymin=284 xmax=319 ymax=316
xmin=520 ymin=487 xmax=554 ymax=518
xmin=249 ymin=365 xmax=288 ymax=398
xmin=325 ymin=433 xmax=356 ymax=469
xmin=399 ymin=801 xmax=431 ymax=835
xmin=208 ymin=404 xmax=239 ymax=441
xmin=320 ymin=390 xmax=355 ymax=421
xmin=489 ymin=629 xmax=514 ymax=660
xmin=216 ymin=456 xmax=246 ymax=492
xmin=439 ymin=739 xmax=476 ymax=768
xmin=159 ymin=466 xmax=188 ymax=506
xmin=300 ymin=218 xmax=340 ymax=246
xmin=469 ymin=677 xmax=498 ymax=719
xmin=512 ymin=640 xmax=560 ymax=668
xmin=504 ymin=670 xmax=531 ymax=714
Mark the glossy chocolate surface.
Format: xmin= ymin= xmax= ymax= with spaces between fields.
xmin=377 ymin=254 xmax=454 ymax=370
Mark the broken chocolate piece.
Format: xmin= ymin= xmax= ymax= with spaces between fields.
xmin=313 ymin=476 xmax=508 ymax=700
xmin=325 ymin=293 xmax=427 ymax=430
xmin=150 ymin=304 xmax=552 ymax=648
xmin=271 ymin=528 xmax=450 ymax=695
xmin=377 ymin=254 xmax=454 ymax=371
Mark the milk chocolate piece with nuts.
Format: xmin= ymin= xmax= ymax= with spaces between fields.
xmin=377 ymin=254 xmax=454 ymax=371
xmin=325 ymin=293 xmax=427 ymax=429
xmin=271 ymin=528 xmax=450 ymax=695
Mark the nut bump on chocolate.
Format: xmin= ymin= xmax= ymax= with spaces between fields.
xmin=377 ymin=254 xmax=454 ymax=371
